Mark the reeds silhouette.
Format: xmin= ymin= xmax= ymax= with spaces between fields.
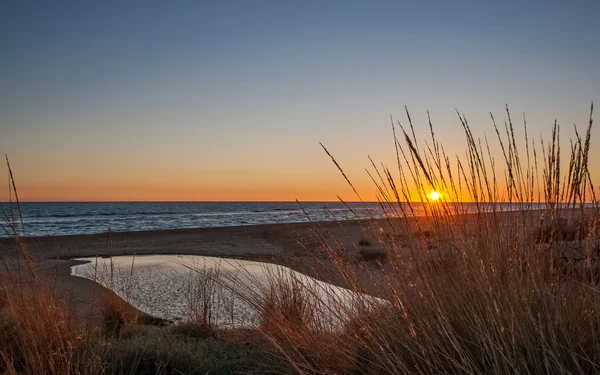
xmin=252 ymin=104 xmax=600 ymax=374
xmin=1 ymin=104 xmax=598 ymax=374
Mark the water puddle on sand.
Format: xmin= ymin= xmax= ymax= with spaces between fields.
xmin=71 ymin=255 xmax=377 ymax=328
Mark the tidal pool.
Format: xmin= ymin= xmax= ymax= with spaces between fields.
xmin=71 ymin=255 xmax=376 ymax=328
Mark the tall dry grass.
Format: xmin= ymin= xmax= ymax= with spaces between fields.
xmin=255 ymin=104 xmax=600 ymax=374
xmin=1 ymin=103 xmax=598 ymax=374
xmin=0 ymin=158 xmax=106 ymax=374
xmin=0 ymin=160 xmax=282 ymax=374
xmin=0 ymin=273 xmax=107 ymax=375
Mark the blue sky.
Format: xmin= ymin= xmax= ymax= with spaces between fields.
xmin=1 ymin=1 xmax=598 ymax=201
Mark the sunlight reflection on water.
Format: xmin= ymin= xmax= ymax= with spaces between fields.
xmin=71 ymin=255 xmax=376 ymax=328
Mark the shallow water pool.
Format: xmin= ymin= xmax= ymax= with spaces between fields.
xmin=71 ymin=255 xmax=375 ymax=328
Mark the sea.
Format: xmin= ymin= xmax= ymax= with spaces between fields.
xmin=0 ymin=201 xmax=385 ymax=238
xmin=0 ymin=201 xmax=549 ymax=238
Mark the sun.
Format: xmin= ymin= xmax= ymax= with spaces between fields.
xmin=429 ymin=190 xmax=441 ymax=201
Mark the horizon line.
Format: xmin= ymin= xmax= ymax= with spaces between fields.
xmin=0 ymin=200 xmax=567 ymax=204
xmin=0 ymin=200 xmax=371 ymax=204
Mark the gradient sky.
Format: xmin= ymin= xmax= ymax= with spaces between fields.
xmin=1 ymin=1 xmax=599 ymax=202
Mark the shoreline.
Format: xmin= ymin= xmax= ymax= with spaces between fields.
xmin=0 ymin=208 xmax=588 ymax=325
xmin=1 ymin=218 xmax=383 ymax=324
xmin=2 ymin=201 xmax=574 ymax=241
xmin=0 ymin=218 xmax=370 ymax=243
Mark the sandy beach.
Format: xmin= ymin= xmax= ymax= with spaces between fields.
xmin=0 ymin=206 xmax=586 ymax=327
xmin=0 ymin=219 xmax=390 ymax=323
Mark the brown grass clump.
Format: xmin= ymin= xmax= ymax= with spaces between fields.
xmin=260 ymin=104 xmax=600 ymax=374
xmin=174 ymin=260 xmax=223 ymax=337
xmin=259 ymin=279 xmax=316 ymax=338
xmin=0 ymin=273 xmax=104 ymax=375
xmin=257 ymin=277 xmax=356 ymax=374
xmin=340 ymin=247 xmax=600 ymax=374
xmin=0 ymin=158 xmax=105 ymax=374
xmin=101 ymin=291 xmax=139 ymax=338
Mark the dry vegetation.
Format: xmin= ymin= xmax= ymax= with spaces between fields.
xmin=255 ymin=104 xmax=600 ymax=374
xmin=1 ymin=104 xmax=599 ymax=374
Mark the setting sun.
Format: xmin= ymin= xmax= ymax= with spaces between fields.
xmin=429 ymin=190 xmax=441 ymax=201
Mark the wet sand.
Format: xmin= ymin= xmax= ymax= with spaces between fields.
xmin=0 ymin=219 xmax=385 ymax=324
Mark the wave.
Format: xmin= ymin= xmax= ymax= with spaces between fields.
xmin=5 ymin=202 xmax=562 ymax=238
xmin=22 ymin=211 xmax=182 ymax=219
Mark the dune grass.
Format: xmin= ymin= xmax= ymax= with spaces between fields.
xmin=0 ymin=264 xmax=103 ymax=374
xmin=251 ymin=104 xmax=600 ymax=374
xmin=1 ymin=104 xmax=599 ymax=374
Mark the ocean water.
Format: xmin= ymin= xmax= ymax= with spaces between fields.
xmin=0 ymin=201 xmax=547 ymax=238
xmin=0 ymin=201 xmax=385 ymax=237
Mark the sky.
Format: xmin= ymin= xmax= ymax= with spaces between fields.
xmin=1 ymin=1 xmax=599 ymax=202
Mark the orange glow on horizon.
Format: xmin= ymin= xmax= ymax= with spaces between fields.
xmin=0 ymin=180 xmax=382 ymax=202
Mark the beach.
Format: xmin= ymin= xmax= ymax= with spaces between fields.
xmin=2 ymin=206 xmax=598 ymax=373
xmin=1 ymin=219 xmax=389 ymax=323
xmin=0 ymin=208 xmax=567 ymax=324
